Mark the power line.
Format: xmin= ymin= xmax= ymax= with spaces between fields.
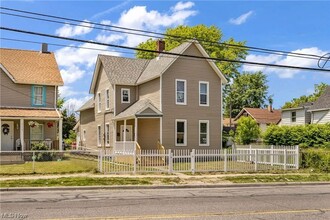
xmin=1 ymin=26 xmax=330 ymax=73
xmin=0 ymin=6 xmax=326 ymax=61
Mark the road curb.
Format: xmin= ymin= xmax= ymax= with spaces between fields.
xmin=1 ymin=182 xmax=329 ymax=192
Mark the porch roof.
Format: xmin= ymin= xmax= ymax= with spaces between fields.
xmin=0 ymin=108 xmax=61 ymax=119
xmin=113 ymin=99 xmax=162 ymax=120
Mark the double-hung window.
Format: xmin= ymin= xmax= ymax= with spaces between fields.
xmin=121 ymin=88 xmax=130 ymax=103
xmin=199 ymin=81 xmax=209 ymax=106
xmin=105 ymin=89 xmax=110 ymax=110
xmin=199 ymin=120 xmax=209 ymax=146
xmin=30 ymin=124 xmax=44 ymax=141
xmin=105 ymin=123 xmax=110 ymax=146
xmin=97 ymin=125 xmax=101 ymax=146
xmin=32 ymin=85 xmax=45 ymax=106
xmin=176 ymin=79 xmax=186 ymax=105
xmin=97 ymin=92 xmax=101 ymax=113
xmin=175 ymin=119 xmax=187 ymax=146
xmin=291 ymin=112 xmax=296 ymax=122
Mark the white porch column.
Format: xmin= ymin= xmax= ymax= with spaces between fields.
xmin=59 ymin=118 xmax=63 ymax=151
xmin=134 ymin=117 xmax=138 ymax=142
xmin=123 ymin=119 xmax=127 ymax=142
xmin=160 ymin=117 xmax=162 ymax=144
xmin=20 ymin=119 xmax=25 ymax=152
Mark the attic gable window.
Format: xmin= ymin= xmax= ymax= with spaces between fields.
xmin=31 ymin=85 xmax=46 ymax=107
xmin=97 ymin=92 xmax=101 ymax=113
xmin=199 ymin=81 xmax=209 ymax=106
xmin=121 ymin=88 xmax=130 ymax=103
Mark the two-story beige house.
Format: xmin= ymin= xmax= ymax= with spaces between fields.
xmin=0 ymin=45 xmax=64 ymax=151
xmin=77 ymin=40 xmax=227 ymax=151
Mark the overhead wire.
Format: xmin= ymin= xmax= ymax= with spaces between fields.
xmin=1 ymin=26 xmax=330 ymax=73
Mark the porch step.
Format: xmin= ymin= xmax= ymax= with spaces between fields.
xmin=0 ymin=153 xmax=25 ymax=165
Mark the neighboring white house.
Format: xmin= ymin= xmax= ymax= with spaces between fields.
xmin=308 ymin=86 xmax=330 ymax=124
xmin=280 ymin=102 xmax=313 ymax=126
xmin=280 ymin=85 xmax=330 ymax=125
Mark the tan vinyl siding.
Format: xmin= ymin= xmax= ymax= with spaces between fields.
xmin=115 ymin=85 xmax=136 ymax=114
xmin=1 ymin=69 xmax=56 ymax=108
xmin=94 ymin=65 xmax=114 ymax=113
xmin=137 ymin=118 xmax=160 ymax=150
xmin=138 ymin=78 xmax=161 ymax=109
xmin=312 ymin=110 xmax=330 ymax=124
xmin=161 ymin=43 xmax=222 ymax=149
xmin=281 ymin=109 xmax=306 ymax=125
xmin=80 ymin=108 xmax=97 ymax=148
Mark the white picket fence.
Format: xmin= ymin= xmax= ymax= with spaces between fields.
xmin=98 ymin=145 xmax=299 ymax=174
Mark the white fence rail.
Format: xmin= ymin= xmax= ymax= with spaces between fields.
xmin=99 ymin=145 xmax=299 ymax=174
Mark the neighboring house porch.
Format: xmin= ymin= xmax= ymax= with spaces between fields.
xmin=0 ymin=108 xmax=62 ymax=151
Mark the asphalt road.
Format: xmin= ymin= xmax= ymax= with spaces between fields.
xmin=1 ymin=184 xmax=330 ymax=220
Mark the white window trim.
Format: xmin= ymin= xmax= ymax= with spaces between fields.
xmin=199 ymin=81 xmax=209 ymax=107
xmin=105 ymin=89 xmax=110 ymax=110
xmin=175 ymin=119 xmax=187 ymax=146
xmin=105 ymin=123 xmax=110 ymax=146
xmin=83 ymin=129 xmax=86 ymax=141
xmin=97 ymin=92 xmax=101 ymax=113
xmin=199 ymin=120 xmax=209 ymax=146
xmin=97 ymin=125 xmax=101 ymax=147
xmin=175 ymin=79 xmax=187 ymax=105
xmin=121 ymin=88 xmax=130 ymax=104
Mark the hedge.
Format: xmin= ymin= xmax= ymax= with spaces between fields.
xmin=301 ymin=148 xmax=330 ymax=172
xmin=263 ymin=123 xmax=330 ymax=148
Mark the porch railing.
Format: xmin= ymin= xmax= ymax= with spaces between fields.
xmin=21 ymin=139 xmax=59 ymax=151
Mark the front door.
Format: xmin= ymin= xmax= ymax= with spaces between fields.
xmin=1 ymin=121 xmax=14 ymax=151
xmin=120 ymin=125 xmax=133 ymax=141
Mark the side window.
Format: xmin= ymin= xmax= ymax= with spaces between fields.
xmin=97 ymin=92 xmax=101 ymax=113
xmin=97 ymin=125 xmax=101 ymax=146
xmin=105 ymin=123 xmax=110 ymax=146
xmin=199 ymin=120 xmax=209 ymax=146
xmin=105 ymin=89 xmax=110 ymax=110
xmin=199 ymin=81 xmax=209 ymax=106
xmin=176 ymin=79 xmax=186 ymax=105
xmin=291 ymin=112 xmax=296 ymax=122
xmin=121 ymin=88 xmax=130 ymax=103
xmin=175 ymin=119 xmax=187 ymax=146
xmin=32 ymin=85 xmax=46 ymax=106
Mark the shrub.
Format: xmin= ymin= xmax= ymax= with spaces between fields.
xmin=235 ymin=116 xmax=260 ymax=144
xmin=301 ymin=148 xmax=330 ymax=172
xmin=263 ymin=123 xmax=330 ymax=148
xmin=30 ymin=142 xmax=56 ymax=161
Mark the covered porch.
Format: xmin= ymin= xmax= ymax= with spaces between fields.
xmin=113 ymin=99 xmax=163 ymax=152
xmin=0 ymin=108 xmax=63 ymax=151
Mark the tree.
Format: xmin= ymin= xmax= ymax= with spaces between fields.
xmin=57 ymin=97 xmax=77 ymax=139
xmin=235 ymin=116 xmax=260 ymax=144
xmin=225 ymin=71 xmax=269 ymax=117
xmin=136 ymin=25 xmax=248 ymax=80
xmin=282 ymin=83 xmax=328 ymax=108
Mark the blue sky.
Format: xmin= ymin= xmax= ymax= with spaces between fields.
xmin=1 ymin=0 xmax=329 ymax=111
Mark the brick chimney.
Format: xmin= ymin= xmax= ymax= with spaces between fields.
xmin=156 ymin=39 xmax=165 ymax=56
xmin=268 ymin=105 xmax=273 ymax=112
xmin=41 ymin=43 xmax=48 ymax=53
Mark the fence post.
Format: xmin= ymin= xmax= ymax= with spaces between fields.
xmin=133 ymin=149 xmax=137 ymax=174
xmin=168 ymin=149 xmax=173 ymax=174
xmin=32 ymin=151 xmax=35 ymax=173
xmin=254 ymin=149 xmax=258 ymax=171
xmin=224 ymin=149 xmax=227 ymax=172
xmin=270 ymin=145 xmax=274 ymax=166
xmin=249 ymin=145 xmax=252 ymax=162
xmin=284 ymin=149 xmax=287 ymax=170
xmin=295 ymin=145 xmax=299 ymax=170
xmin=191 ymin=149 xmax=195 ymax=174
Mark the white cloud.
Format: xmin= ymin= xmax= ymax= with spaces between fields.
xmin=229 ymin=11 xmax=254 ymax=25
xmin=63 ymin=96 xmax=91 ymax=113
xmin=55 ymin=20 xmax=94 ymax=37
xmin=96 ymin=34 xmax=124 ymax=44
xmin=60 ymin=65 xmax=85 ymax=84
xmin=172 ymin=1 xmax=195 ymax=12
xmin=59 ymin=86 xmax=88 ymax=98
xmin=242 ymin=47 xmax=329 ymax=78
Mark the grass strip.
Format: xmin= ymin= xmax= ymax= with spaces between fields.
xmin=224 ymin=174 xmax=330 ymax=183
xmin=0 ymin=177 xmax=183 ymax=188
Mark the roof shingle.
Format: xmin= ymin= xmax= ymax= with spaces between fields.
xmin=309 ymin=86 xmax=330 ymax=111
xmin=0 ymin=108 xmax=61 ymax=118
xmin=235 ymin=108 xmax=281 ymax=124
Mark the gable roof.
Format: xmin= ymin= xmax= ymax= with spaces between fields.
xmin=77 ymin=98 xmax=94 ymax=112
xmin=234 ymin=107 xmax=282 ymax=124
xmin=308 ymin=86 xmax=330 ymax=111
xmin=113 ymin=99 xmax=162 ymax=120
xmin=89 ymin=40 xmax=228 ymax=93
xmin=0 ymin=48 xmax=63 ymax=86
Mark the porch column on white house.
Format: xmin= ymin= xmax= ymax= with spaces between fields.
xmin=20 ymin=119 xmax=25 ymax=152
xmin=59 ymin=118 xmax=63 ymax=151
xmin=123 ymin=119 xmax=127 ymax=142
xmin=134 ymin=117 xmax=138 ymax=142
